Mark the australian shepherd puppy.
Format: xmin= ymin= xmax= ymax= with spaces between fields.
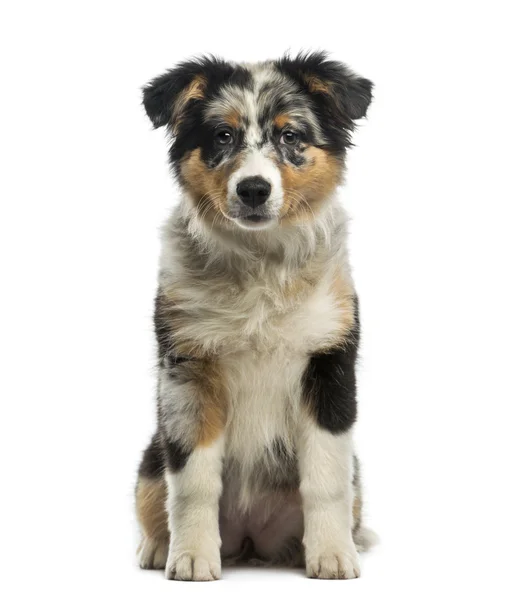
xmin=135 ymin=52 xmax=374 ymax=581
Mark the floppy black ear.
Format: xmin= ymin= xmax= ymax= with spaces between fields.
xmin=142 ymin=56 xmax=236 ymax=130
xmin=276 ymin=51 xmax=373 ymax=121
xmin=143 ymin=60 xmax=208 ymax=129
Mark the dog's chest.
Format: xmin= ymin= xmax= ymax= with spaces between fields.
xmin=181 ymin=271 xmax=342 ymax=357
xmin=172 ymin=268 xmax=346 ymax=470
xmin=210 ymin=276 xmax=341 ymax=468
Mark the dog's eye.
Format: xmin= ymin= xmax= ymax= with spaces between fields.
xmin=280 ymin=131 xmax=300 ymax=146
xmin=215 ymin=129 xmax=234 ymax=145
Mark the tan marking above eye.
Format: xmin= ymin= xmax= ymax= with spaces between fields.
xmin=274 ymin=114 xmax=291 ymax=130
xmin=224 ymin=109 xmax=242 ymax=129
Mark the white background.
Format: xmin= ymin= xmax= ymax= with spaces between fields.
xmin=1 ymin=1 xmax=509 ymax=598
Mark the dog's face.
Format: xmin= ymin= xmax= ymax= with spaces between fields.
xmin=144 ymin=53 xmax=372 ymax=230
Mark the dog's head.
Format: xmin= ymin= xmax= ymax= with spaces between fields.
xmin=144 ymin=52 xmax=372 ymax=230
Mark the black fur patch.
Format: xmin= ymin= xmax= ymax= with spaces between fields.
xmin=143 ymin=56 xmax=251 ymax=128
xmin=162 ymin=437 xmax=191 ymax=473
xmin=138 ymin=431 xmax=190 ymax=476
xmin=276 ymin=51 xmax=373 ymax=155
xmin=138 ymin=433 xmax=165 ymax=479
xmin=302 ymin=298 xmax=360 ymax=433
xmin=154 ymin=289 xmax=192 ymax=368
xmin=276 ymin=51 xmax=372 ymax=119
xmin=266 ymin=439 xmax=300 ymax=491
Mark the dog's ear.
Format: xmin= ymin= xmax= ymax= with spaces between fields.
xmin=143 ymin=56 xmax=234 ymax=130
xmin=276 ymin=51 xmax=373 ymax=121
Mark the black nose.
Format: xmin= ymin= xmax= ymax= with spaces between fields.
xmin=236 ymin=177 xmax=272 ymax=208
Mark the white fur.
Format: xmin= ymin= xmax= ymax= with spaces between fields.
xmin=298 ymin=418 xmax=360 ymax=578
xmin=138 ymin=536 xmax=168 ymax=570
xmin=165 ymin=436 xmax=224 ymax=581
xmin=226 ymin=147 xmax=284 ymax=225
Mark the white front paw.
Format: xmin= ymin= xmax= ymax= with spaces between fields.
xmin=165 ymin=549 xmax=221 ymax=581
xmin=306 ymin=546 xmax=360 ymax=579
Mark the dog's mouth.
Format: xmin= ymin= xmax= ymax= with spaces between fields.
xmin=242 ymin=214 xmax=270 ymax=223
xmin=234 ymin=213 xmax=276 ymax=230
xmin=224 ymin=205 xmax=277 ymax=230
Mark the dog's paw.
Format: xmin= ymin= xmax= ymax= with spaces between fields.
xmin=165 ymin=551 xmax=221 ymax=581
xmin=137 ymin=536 xmax=169 ymax=570
xmin=306 ymin=547 xmax=360 ymax=580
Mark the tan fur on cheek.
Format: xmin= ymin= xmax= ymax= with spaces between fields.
xmin=179 ymin=149 xmax=232 ymax=223
xmin=280 ymin=147 xmax=343 ymax=223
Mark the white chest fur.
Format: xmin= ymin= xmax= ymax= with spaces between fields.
xmin=209 ymin=271 xmax=344 ymax=470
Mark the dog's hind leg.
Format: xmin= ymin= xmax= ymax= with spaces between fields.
xmin=135 ymin=434 xmax=169 ymax=569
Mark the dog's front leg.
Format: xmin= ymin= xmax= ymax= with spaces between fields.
xmin=158 ymin=359 xmax=226 ymax=581
xmin=165 ymin=437 xmax=224 ymax=581
xmin=298 ymin=422 xmax=359 ymax=579
xmin=299 ymin=327 xmax=360 ymax=579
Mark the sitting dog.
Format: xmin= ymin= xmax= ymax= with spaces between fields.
xmin=135 ymin=51 xmax=374 ymax=581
